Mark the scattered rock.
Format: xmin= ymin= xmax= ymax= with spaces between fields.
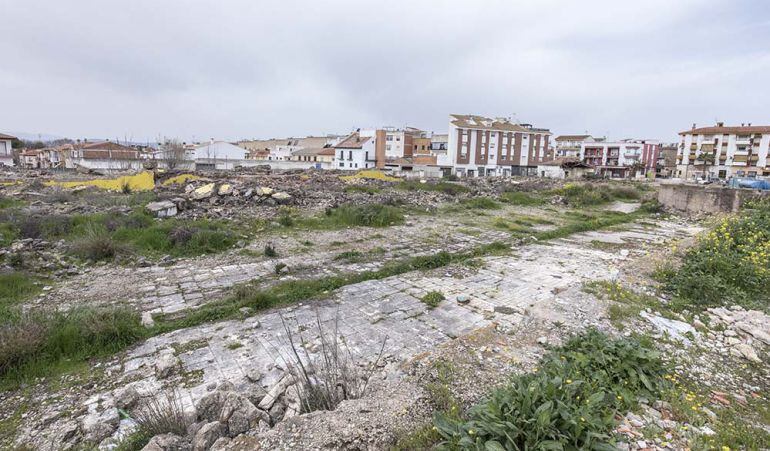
xmin=155 ymin=349 xmax=181 ymax=379
xmin=192 ymin=421 xmax=226 ymax=451
xmin=141 ymin=433 xmax=189 ymax=451
xmin=456 ymin=294 xmax=470 ymax=304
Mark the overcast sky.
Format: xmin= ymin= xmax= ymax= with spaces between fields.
xmin=1 ymin=0 xmax=769 ymax=143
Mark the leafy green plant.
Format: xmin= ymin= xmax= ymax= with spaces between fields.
xmin=499 ymin=191 xmax=545 ymax=206
xmin=421 ymin=291 xmax=445 ymax=308
xmin=662 ymin=204 xmax=770 ymax=312
xmin=323 ymin=204 xmax=404 ymax=228
xmin=434 ymin=329 xmax=668 ymax=450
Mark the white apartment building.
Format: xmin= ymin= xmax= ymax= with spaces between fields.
xmin=332 ymin=132 xmax=376 ymax=171
xmin=0 ymin=132 xmax=16 ymax=166
xmin=676 ymin=122 xmax=770 ymax=180
xmin=554 ymin=135 xmax=596 ymax=158
xmin=580 ymin=139 xmax=660 ymax=178
xmin=447 ymin=114 xmax=551 ymax=177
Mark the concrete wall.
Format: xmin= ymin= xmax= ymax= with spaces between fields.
xmin=658 ymin=183 xmax=769 ymax=214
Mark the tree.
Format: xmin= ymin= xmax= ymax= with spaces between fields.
xmin=161 ymin=139 xmax=188 ymax=170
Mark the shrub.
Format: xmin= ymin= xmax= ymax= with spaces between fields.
xmin=434 ymin=329 xmax=668 ymax=450
xmin=168 ymin=226 xmax=195 ymax=246
xmin=264 ymin=243 xmax=278 ymax=258
xmin=274 ymin=262 xmax=287 ymax=275
xmin=0 ymin=272 xmax=41 ymax=314
xmin=278 ymin=214 xmax=295 ymax=227
xmin=663 ymin=205 xmax=770 ymax=311
xmin=552 ymin=183 xmax=612 ymax=206
xmin=133 ymin=390 xmax=191 ymax=438
xmin=70 ymin=225 xmax=129 ymax=261
xmin=333 ymin=250 xmax=364 ymax=262
xmin=325 ymin=204 xmax=404 ymax=227
xmin=421 ymin=291 xmax=445 ymax=308
xmin=608 ymin=185 xmax=641 ymax=201
xmin=499 ymin=191 xmax=544 ymax=206
xmin=397 ymin=180 xmax=469 ymax=195
xmin=460 ymin=197 xmax=500 ymax=210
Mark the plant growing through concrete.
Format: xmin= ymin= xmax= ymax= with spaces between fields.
xmin=421 ymin=291 xmax=445 ymax=308
xmin=131 ymin=389 xmax=191 ymax=444
xmin=278 ymin=309 xmax=387 ymax=413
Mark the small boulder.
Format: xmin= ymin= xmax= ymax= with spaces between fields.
xmin=114 ymin=386 xmax=140 ymax=409
xmin=732 ymin=343 xmax=761 ymax=363
xmin=192 ymin=421 xmax=226 ymax=451
xmin=456 ymin=294 xmax=470 ymax=304
xmin=155 ymin=349 xmax=181 ymax=379
xmin=217 ymin=184 xmax=233 ymax=196
xmin=141 ymin=433 xmax=189 ymax=451
xmin=146 ymin=201 xmax=178 ymax=218
xmin=196 ymin=390 xmax=266 ymax=437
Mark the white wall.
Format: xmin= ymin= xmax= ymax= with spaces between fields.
xmin=194 ymin=142 xmax=247 ymax=161
xmin=0 ymin=139 xmax=13 ymax=166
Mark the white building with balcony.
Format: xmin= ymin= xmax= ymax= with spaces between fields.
xmin=580 ymin=139 xmax=660 ymax=178
xmin=676 ymin=122 xmax=770 ymax=180
xmin=447 ymin=114 xmax=551 ymax=177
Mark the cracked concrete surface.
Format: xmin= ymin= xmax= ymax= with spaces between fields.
xmin=13 ymin=215 xmax=702 ymax=449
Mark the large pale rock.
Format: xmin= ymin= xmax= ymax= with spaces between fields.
xmin=218 ymin=184 xmax=233 ymax=196
xmin=732 ymin=343 xmax=761 ymax=363
xmin=192 ymin=183 xmax=216 ymax=200
xmin=197 ymin=390 xmax=267 ymax=437
xmin=271 ymin=192 xmax=292 ymax=204
xmin=146 ymin=201 xmax=178 ymax=218
xmin=81 ymin=406 xmax=120 ymax=443
xmin=256 ymin=186 xmax=274 ymax=196
xmin=155 ymin=349 xmax=181 ymax=379
xmin=141 ymin=433 xmax=189 ymax=451
xmin=193 ymin=421 xmax=226 ymax=451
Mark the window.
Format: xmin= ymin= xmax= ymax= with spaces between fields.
xmin=355 ymin=163 xmax=358 ymax=168
xmin=386 ymin=135 xmax=393 ymax=141
xmin=396 ymin=136 xmax=400 ymax=141
xmin=348 ymin=150 xmax=352 ymax=160
xmin=365 ymin=151 xmax=369 ymax=161
xmin=339 ymin=151 xmax=344 ymax=159
xmin=386 ymin=145 xmax=391 ymax=151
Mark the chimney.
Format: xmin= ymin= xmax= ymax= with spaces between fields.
xmin=716 ymin=121 xmax=724 ymax=128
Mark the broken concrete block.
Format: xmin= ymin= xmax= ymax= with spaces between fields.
xmin=192 ymin=183 xmax=216 ymax=200
xmin=271 ymin=192 xmax=292 ymax=204
xmin=256 ymin=186 xmax=274 ymax=196
xmin=146 ymin=201 xmax=178 ymax=218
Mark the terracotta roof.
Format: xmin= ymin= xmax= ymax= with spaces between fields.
xmin=291 ymin=147 xmax=335 ymax=157
xmin=334 ymin=133 xmax=371 ymax=149
xmin=679 ymin=125 xmax=770 ymax=135
xmin=81 ymin=149 xmax=139 ymax=160
xmin=0 ymin=133 xmax=17 ymax=140
xmin=79 ymin=141 xmax=136 ymax=151
xmin=555 ymin=135 xmax=591 ymax=141
xmin=450 ymin=114 xmax=551 ymax=134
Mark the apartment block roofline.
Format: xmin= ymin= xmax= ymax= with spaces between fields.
xmin=679 ymin=122 xmax=770 ymax=135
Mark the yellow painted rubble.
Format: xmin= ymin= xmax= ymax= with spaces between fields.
xmin=161 ymin=173 xmax=202 ymax=186
xmin=339 ymin=170 xmax=400 ymax=183
xmin=46 ymin=171 xmax=155 ymax=191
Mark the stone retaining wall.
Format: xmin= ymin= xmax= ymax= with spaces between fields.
xmin=658 ymin=183 xmax=768 ymax=214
